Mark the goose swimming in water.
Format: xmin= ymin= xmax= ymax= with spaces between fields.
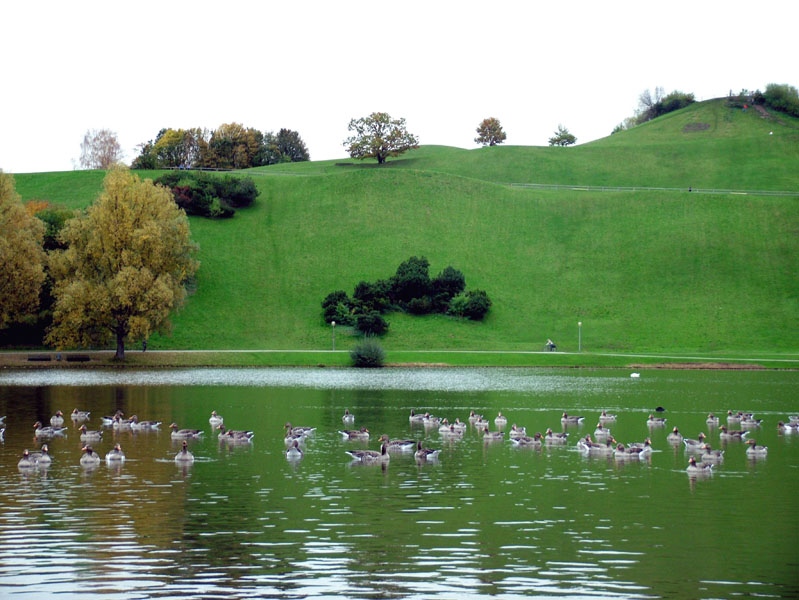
xmin=28 ymin=445 xmax=52 ymax=466
xmin=174 ymin=440 xmax=195 ymax=463
xmin=105 ymin=444 xmax=126 ymax=462
xmin=599 ymin=410 xmax=617 ymax=422
xmin=682 ymin=433 xmax=707 ymax=452
xmin=745 ymin=439 xmax=768 ymax=457
xmin=667 ymin=427 xmax=684 ymax=444
xmin=79 ymin=424 xmax=103 ymax=442
xmin=339 ymin=427 xmax=370 ymax=441
xmin=71 ymin=409 xmax=91 ymax=422
xmin=468 ymin=410 xmax=483 ymax=424
xmin=778 ymin=421 xmax=798 ymax=433
xmin=50 ymin=411 xmax=65 ymax=427
xmin=482 ymin=430 xmax=504 ymax=443
xmin=647 ymin=414 xmax=667 ymax=427
xmin=509 ymin=424 xmax=527 ymax=439
xmin=169 ymin=423 xmax=203 ymax=440
xmin=686 ymin=456 xmax=713 ymax=474
xmin=511 ymin=432 xmax=543 ymax=449
xmin=594 ymin=422 xmax=612 ymax=439
xmin=217 ymin=425 xmax=254 ymax=443
xmin=209 ymin=411 xmax=224 ymax=427
xmin=33 ymin=421 xmax=67 ymax=438
xmin=80 ymin=446 xmax=101 ymax=467
xmin=346 ymin=443 xmax=390 ymax=464
xmin=378 ymin=434 xmax=416 ymax=452
xmin=129 ymin=416 xmax=162 ymax=430
xmin=719 ymin=425 xmax=749 ymax=441
xmin=18 ymin=450 xmax=37 ymax=469
xmin=700 ymin=444 xmax=724 ymax=463
xmin=409 ymin=409 xmax=426 ymax=424
xmin=705 ymin=413 xmax=719 ymax=426
xmin=544 ymin=428 xmax=569 ymax=444
xmin=414 ymin=440 xmax=441 ymax=462
xmin=284 ymin=423 xmax=316 ymax=437
xmin=342 ymin=409 xmax=355 ymax=425
xmin=285 ymin=439 xmax=303 ymax=460
xmin=494 ymin=412 xmax=508 ymax=427
xmin=561 ymin=413 xmax=585 ymax=425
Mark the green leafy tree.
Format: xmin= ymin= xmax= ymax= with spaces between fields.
xmin=475 ymin=117 xmax=507 ymax=146
xmin=763 ymin=83 xmax=799 ymax=117
xmin=343 ymin=112 xmax=419 ymax=164
xmin=46 ymin=167 xmax=199 ymax=359
xmin=275 ymin=129 xmax=310 ymax=162
xmin=0 ymin=172 xmax=46 ymax=330
xmin=548 ymin=124 xmax=577 ymax=146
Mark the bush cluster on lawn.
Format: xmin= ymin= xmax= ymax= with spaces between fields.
xmin=154 ymin=172 xmax=259 ymax=218
xmin=350 ymin=338 xmax=385 ymax=368
xmin=322 ymin=256 xmax=491 ymax=336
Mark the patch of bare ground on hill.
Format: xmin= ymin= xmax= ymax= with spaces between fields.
xmin=629 ymin=362 xmax=765 ymax=370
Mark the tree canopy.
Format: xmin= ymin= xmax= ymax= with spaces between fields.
xmin=343 ymin=112 xmax=419 ymax=164
xmin=46 ymin=167 xmax=199 ymax=359
xmin=0 ymin=172 xmax=46 ymax=330
xmin=79 ymin=129 xmax=124 ymax=169
xmin=548 ymin=124 xmax=577 ymax=146
xmin=475 ymin=117 xmax=507 ymax=146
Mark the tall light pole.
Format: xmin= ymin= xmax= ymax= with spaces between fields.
xmin=331 ymin=321 xmax=336 ymax=351
xmin=578 ymin=321 xmax=582 ymax=352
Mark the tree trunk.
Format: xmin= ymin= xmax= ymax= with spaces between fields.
xmin=115 ymin=326 xmax=126 ymax=360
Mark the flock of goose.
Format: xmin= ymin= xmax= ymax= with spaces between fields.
xmin=11 ymin=409 xmax=253 ymax=470
xmin=283 ymin=408 xmax=799 ymax=474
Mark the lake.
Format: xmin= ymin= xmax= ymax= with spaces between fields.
xmin=0 ymin=367 xmax=797 ymax=599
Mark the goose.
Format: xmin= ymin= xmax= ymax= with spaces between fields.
xmin=169 ymin=423 xmax=203 ymax=440
xmin=686 ymin=455 xmax=713 ymax=474
xmin=174 ymin=440 xmax=195 ymax=463
xmin=451 ymin=418 xmax=467 ymax=431
xmin=342 ymin=409 xmax=355 ymax=425
xmin=599 ymin=410 xmax=617 ymax=422
xmin=284 ymin=431 xmax=305 ymax=447
xmin=285 ymin=439 xmax=303 ymax=460
xmin=18 ymin=450 xmax=36 ymax=469
xmin=473 ymin=417 xmax=490 ymax=430
xmin=594 ymin=422 xmax=612 ymax=439
xmin=209 ymin=411 xmax=224 ymax=427
xmin=494 ymin=412 xmax=508 ymax=427
xmin=102 ymin=411 xmax=125 ymax=426
xmin=482 ymin=430 xmax=504 ymax=443
xmin=217 ymin=425 xmax=254 ymax=442
xmin=630 ymin=372 xmax=640 ymax=378
xmin=667 ymin=427 xmax=684 ymax=444
xmin=561 ymin=412 xmax=585 ymax=425
xmin=726 ymin=410 xmax=742 ymax=425
xmin=700 ymin=444 xmax=724 ymax=463
xmin=112 ymin=415 xmax=135 ymax=430
xmin=339 ymin=427 xmax=370 ymax=441
xmin=409 ymin=409 xmax=426 ymax=424
xmin=682 ymin=432 xmax=707 ymax=452
xmin=71 ymin=409 xmax=91 ymax=422
xmin=378 ymin=434 xmax=416 ymax=452
xmin=647 ymin=414 xmax=667 ymax=426
xmin=50 ymin=410 xmax=65 ymax=427
xmin=719 ymin=425 xmax=749 ymax=441
xmin=789 ymin=415 xmax=799 ymax=425
xmin=414 ymin=440 xmax=441 ymax=462
xmin=739 ymin=416 xmax=763 ymax=429
xmin=28 ymin=444 xmax=52 ymax=466
xmin=437 ymin=418 xmax=453 ymax=434
xmin=80 ymin=446 xmax=101 ymax=467
xmin=584 ymin=437 xmax=616 ymax=456
xmin=544 ymin=428 xmax=569 ymax=444
xmin=614 ymin=443 xmax=645 ymax=459
xmin=777 ymin=421 xmax=799 ymax=433
xmin=628 ymin=438 xmax=653 ymax=454
xmin=509 ymin=424 xmax=527 ymax=439
xmin=422 ymin=413 xmax=442 ymax=428
xmin=79 ymin=424 xmax=103 ymax=442
xmin=33 ymin=421 xmax=67 ymax=438
xmin=468 ymin=410 xmax=483 ymax=424
xmin=705 ymin=413 xmax=720 ymax=426
xmin=284 ymin=422 xmax=316 ymax=437
xmin=0 ymin=415 xmax=5 ymax=425
xmin=441 ymin=425 xmax=465 ymax=440
xmin=105 ymin=444 xmax=126 ymax=462
xmin=745 ymin=439 xmax=768 ymax=457
xmin=129 ymin=415 xmax=162 ymax=430
xmin=346 ymin=443 xmax=390 ymax=463
xmin=576 ymin=434 xmax=595 ymax=452
xmin=511 ymin=432 xmax=543 ymax=449
xmin=0 ymin=427 xmax=4 ymax=442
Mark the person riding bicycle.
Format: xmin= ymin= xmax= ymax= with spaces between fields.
xmin=546 ymin=338 xmax=556 ymax=352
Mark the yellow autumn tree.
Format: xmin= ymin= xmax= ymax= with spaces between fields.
xmin=0 ymin=171 xmax=46 ymax=330
xmin=46 ymin=166 xmax=199 ymax=359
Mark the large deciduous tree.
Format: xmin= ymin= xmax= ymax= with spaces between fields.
xmin=79 ymin=128 xmax=124 ymax=169
xmin=343 ymin=112 xmax=419 ymax=164
xmin=46 ymin=167 xmax=199 ymax=359
xmin=548 ymin=124 xmax=577 ymax=147
xmin=474 ymin=117 xmax=507 ymax=146
xmin=0 ymin=172 xmax=46 ymax=330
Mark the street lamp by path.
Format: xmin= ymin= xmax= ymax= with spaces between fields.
xmin=331 ymin=321 xmax=336 ymax=351
xmin=578 ymin=321 xmax=582 ymax=352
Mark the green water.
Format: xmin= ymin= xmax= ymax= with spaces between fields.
xmin=0 ymin=368 xmax=797 ymax=598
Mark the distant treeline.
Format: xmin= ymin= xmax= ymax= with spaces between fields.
xmin=132 ymin=124 xmax=309 ymax=170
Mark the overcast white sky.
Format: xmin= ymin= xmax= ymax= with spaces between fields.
xmin=1 ymin=0 xmax=796 ymax=173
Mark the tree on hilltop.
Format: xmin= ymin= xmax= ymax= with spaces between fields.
xmin=475 ymin=117 xmax=507 ymax=146
xmin=343 ymin=112 xmax=419 ymax=164
xmin=548 ymin=124 xmax=577 ymax=146
xmin=46 ymin=166 xmax=199 ymax=360
xmin=79 ymin=129 xmax=124 ymax=169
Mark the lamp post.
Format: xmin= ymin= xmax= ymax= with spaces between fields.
xmin=578 ymin=321 xmax=582 ymax=352
xmin=331 ymin=321 xmax=336 ymax=351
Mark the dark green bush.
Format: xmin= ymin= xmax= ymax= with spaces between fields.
xmin=35 ymin=206 xmax=74 ymax=250
xmin=322 ymin=290 xmax=354 ymax=325
xmin=216 ymin=175 xmax=258 ymax=208
xmin=353 ymin=279 xmax=391 ymax=313
xmin=350 ymin=338 xmax=385 ymax=368
xmin=155 ymin=172 xmax=258 ymax=218
xmin=356 ymin=311 xmax=389 ymax=336
xmin=407 ymin=296 xmax=432 ymax=315
xmin=763 ymin=83 xmax=799 ymax=117
xmin=390 ymin=255 xmax=431 ymax=303
xmin=432 ymin=266 xmax=465 ymax=302
xmin=450 ymin=289 xmax=492 ymax=320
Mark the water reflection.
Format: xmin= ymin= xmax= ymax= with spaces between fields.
xmin=0 ymin=368 xmax=797 ymax=599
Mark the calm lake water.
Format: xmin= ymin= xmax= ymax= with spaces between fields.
xmin=0 ymin=367 xmax=797 ymax=599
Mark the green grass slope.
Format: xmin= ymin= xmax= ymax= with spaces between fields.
xmin=8 ymin=99 xmax=799 ymax=355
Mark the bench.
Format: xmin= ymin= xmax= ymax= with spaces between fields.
xmin=65 ymin=354 xmax=91 ymax=362
xmin=27 ymin=354 xmax=52 ymax=362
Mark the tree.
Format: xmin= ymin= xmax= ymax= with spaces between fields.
xmin=46 ymin=166 xmax=199 ymax=359
xmin=79 ymin=129 xmax=124 ymax=169
xmin=0 ymin=172 xmax=46 ymax=330
xmin=474 ymin=117 xmax=507 ymax=146
xmin=275 ymin=128 xmax=310 ymax=162
xmin=548 ymin=124 xmax=577 ymax=147
xmin=343 ymin=112 xmax=419 ymax=164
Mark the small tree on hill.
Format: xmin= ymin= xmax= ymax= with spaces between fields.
xmin=475 ymin=117 xmax=507 ymax=146
xmin=548 ymin=124 xmax=577 ymax=147
xmin=343 ymin=112 xmax=419 ymax=164
xmin=79 ymin=129 xmax=124 ymax=169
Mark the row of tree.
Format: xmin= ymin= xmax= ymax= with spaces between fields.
xmin=612 ymin=88 xmax=697 ymax=134
xmin=0 ymin=168 xmax=198 ymax=359
xmin=728 ymin=84 xmax=799 ymax=117
xmin=131 ymin=124 xmax=310 ymax=170
xmin=322 ymin=256 xmax=491 ymax=336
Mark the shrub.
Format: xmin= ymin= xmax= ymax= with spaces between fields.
xmin=390 ymin=255 xmax=431 ymax=303
xmin=353 ymin=279 xmax=391 ymax=313
xmin=450 ymin=289 xmax=491 ymax=320
xmin=431 ymin=266 xmax=465 ymax=303
xmin=407 ymin=296 xmax=432 ymax=315
xmin=155 ymin=172 xmax=258 ymax=218
xmin=34 ymin=205 xmax=74 ymax=251
xmin=350 ymin=338 xmax=385 ymax=368
xmin=216 ymin=175 xmax=258 ymax=208
xmin=322 ymin=290 xmax=354 ymax=325
xmin=356 ymin=311 xmax=389 ymax=336
xmin=763 ymin=83 xmax=799 ymax=117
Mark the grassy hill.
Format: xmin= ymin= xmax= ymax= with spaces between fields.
xmin=8 ymin=99 xmax=799 ymax=356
